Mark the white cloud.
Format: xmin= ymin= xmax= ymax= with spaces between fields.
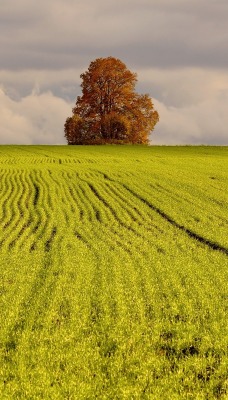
xmin=152 ymin=95 xmax=228 ymax=145
xmin=0 ymin=88 xmax=71 ymax=144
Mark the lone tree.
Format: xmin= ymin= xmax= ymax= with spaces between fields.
xmin=64 ymin=57 xmax=159 ymax=145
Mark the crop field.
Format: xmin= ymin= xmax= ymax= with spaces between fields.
xmin=0 ymin=145 xmax=227 ymax=399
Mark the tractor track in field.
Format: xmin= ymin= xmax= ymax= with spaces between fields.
xmin=123 ymin=184 xmax=228 ymax=256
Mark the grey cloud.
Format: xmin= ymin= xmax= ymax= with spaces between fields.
xmin=2 ymin=65 xmax=227 ymax=107
xmin=136 ymin=67 xmax=228 ymax=107
xmin=1 ymin=0 xmax=228 ymax=71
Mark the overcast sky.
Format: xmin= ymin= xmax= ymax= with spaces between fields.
xmin=0 ymin=0 xmax=228 ymax=144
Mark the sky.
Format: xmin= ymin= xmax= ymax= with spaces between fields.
xmin=0 ymin=0 xmax=228 ymax=145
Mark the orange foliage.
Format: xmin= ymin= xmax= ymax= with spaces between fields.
xmin=64 ymin=57 xmax=159 ymax=145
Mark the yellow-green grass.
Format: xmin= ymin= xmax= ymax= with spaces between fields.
xmin=0 ymin=145 xmax=227 ymax=399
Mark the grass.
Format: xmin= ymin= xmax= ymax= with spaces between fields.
xmin=0 ymin=145 xmax=227 ymax=399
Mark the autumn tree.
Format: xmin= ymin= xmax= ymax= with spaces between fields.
xmin=64 ymin=57 xmax=159 ymax=144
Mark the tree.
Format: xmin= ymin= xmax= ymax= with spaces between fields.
xmin=64 ymin=57 xmax=159 ymax=144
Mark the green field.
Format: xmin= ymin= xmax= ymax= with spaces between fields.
xmin=0 ymin=145 xmax=227 ymax=399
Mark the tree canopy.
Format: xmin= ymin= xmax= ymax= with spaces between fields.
xmin=64 ymin=57 xmax=159 ymax=145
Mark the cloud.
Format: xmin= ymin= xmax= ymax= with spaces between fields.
xmin=152 ymin=94 xmax=228 ymax=145
xmin=0 ymin=69 xmax=82 ymax=101
xmin=0 ymin=88 xmax=71 ymax=144
xmin=137 ymin=67 xmax=228 ymax=107
xmin=0 ymin=0 xmax=228 ymax=70
xmin=138 ymin=67 xmax=228 ymax=145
